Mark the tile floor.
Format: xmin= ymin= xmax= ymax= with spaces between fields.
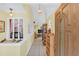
xmin=27 ymin=37 xmax=46 ymax=56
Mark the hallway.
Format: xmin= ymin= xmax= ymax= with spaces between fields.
xmin=0 ymin=3 xmax=58 ymax=56
xmin=27 ymin=37 xmax=46 ymax=56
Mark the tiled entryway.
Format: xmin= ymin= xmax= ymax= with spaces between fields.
xmin=27 ymin=37 xmax=46 ymax=56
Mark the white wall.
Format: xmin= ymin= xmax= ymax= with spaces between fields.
xmin=0 ymin=3 xmax=34 ymax=55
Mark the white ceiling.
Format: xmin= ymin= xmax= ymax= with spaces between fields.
xmin=0 ymin=3 xmax=60 ymax=15
xmin=29 ymin=3 xmax=60 ymax=25
xmin=30 ymin=3 xmax=60 ymax=17
xmin=0 ymin=3 xmax=60 ymax=25
xmin=0 ymin=3 xmax=25 ymax=13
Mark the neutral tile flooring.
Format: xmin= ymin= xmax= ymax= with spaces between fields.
xmin=27 ymin=37 xmax=46 ymax=56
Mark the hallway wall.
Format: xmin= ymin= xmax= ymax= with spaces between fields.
xmin=0 ymin=3 xmax=34 ymax=55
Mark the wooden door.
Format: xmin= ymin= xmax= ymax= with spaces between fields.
xmin=63 ymin=4 xmax=79 ymax=56
xmin=55 ymin=11 xmax=66 ymax=56
xmin=62 ymin=4 xmax=72 ymax=55
xmin=55 ymin=4 xmax=72 ymax=56
xmin=55 ymin=3 xmax=79 ymax=56
xmin=68 ymin=4 xmax=79 ymax=56
xmin=55 ymin=12 xmax=61 ymax=56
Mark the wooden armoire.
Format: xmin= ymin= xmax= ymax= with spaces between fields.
xmin=55 ymin=3 xmax=79 ymax=56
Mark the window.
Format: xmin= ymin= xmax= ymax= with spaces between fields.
xmin=9 ymin=18 xmax=23 ymax=40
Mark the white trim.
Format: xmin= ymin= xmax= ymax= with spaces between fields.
xmin=13 ymin=19 xmax=14 ymax=39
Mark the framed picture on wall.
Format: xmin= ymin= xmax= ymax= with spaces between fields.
xmin=0 ymin=21 xmax=5 ymax=32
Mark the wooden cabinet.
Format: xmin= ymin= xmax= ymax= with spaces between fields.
xmin=42 ymin=24 xmax=54 ymax=56
xmin=46 ymin=29 xmax=54 ymax=56
xmin=55 ymin=3 xmax=79 ymax=56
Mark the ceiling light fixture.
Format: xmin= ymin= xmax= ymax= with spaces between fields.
xmin=9 ymin=8 xmax=13 ymax=17
xmin=37 ymin=4 xmax=42 ymax=14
